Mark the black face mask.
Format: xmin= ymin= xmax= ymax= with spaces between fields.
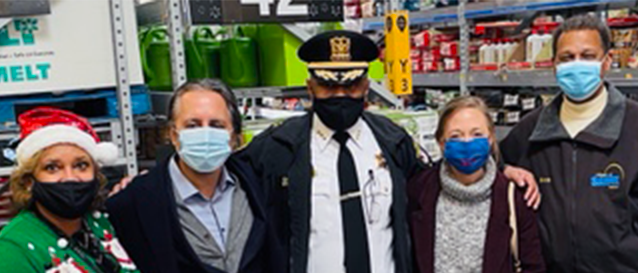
xmin=31 ymin=178 xmax=100 ymax=219
xmin=313 ymin=96 xmax=365 ymax=132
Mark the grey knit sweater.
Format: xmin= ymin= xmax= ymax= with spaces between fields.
xmin=434 ymin=158 xmax=496 ymax=273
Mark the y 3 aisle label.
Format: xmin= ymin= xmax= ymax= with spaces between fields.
xmin=189 ymin=0 xmax=343 ymax=24
xmin=385 ymin=11 xmax=412 ymax=96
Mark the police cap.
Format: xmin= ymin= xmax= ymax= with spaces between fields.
xmin=298 ymin=30 xmax=379 ymax=86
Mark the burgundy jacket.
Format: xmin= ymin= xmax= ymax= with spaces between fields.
xmin=407 ymin=163 xmax=545 ymax=273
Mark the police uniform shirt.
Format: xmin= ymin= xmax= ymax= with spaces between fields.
xmin=308 ymin=114 xmax=394 ymax=273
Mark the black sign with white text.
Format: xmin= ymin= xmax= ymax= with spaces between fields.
xmin=0 ymin=0 xmax=50 ymax=18
xmin=189 ymin=0 xmax=343 ymax=24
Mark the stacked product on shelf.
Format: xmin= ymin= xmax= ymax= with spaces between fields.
xmin=424 ymin=88 xmax=459 ymax=109
xmin=139 ymin=26 xmax=172 ymax=91
xmin=501 ymin=92 xmax=521 ymax=125
xmin=139 ymin=26 xmax=259 ymax=88
xmin=346 ymin=0 xmax=483 ymax=19
xmin=470 ymin=88 xmax=543 ymax=126
xmin=185 ymin=27 xmax=222 ymax=81
xmin=139 ymin=25 xmax=261 ymax=90
xmin=411 ymin=30 xmax=460 ymax=73
xmin=220 ymin=26 xmax=260 ymax=88
xmin=380 ymin=109 xmax=441 ymax=160
xmin=472 ymin=20 xmax=558 ymax=71
xmin=608 ymin=16 xmax=638 ymax=69
xmin=139 ymin=23 xmax=320 ymax=90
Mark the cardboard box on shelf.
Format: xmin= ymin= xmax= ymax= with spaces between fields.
xmin=413 ymin=30 xmax=431 ymax=49
xmin=443 ymin=57 xmax=460 ymax=71
xmin=375 ymin=109 xmax=441 ymax=161
xmin=423 ymin=60 xmax=441 ymax=72
xmin=611 ymin=47 xmax=632 ymax=68
xmin=441 ymin=41 xmax=459 ymax=57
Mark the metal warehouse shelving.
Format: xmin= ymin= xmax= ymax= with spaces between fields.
xmin=363 ymin=0 xmax=637 ymax=30
xmin=0 ymin=0 xmax=139 ymax=177
xmin=413 ymin=69 xmax=638 ymax=87
xmin=137 ymin=0 xmax=402 ymax=109
xmin=365 ymin=0 xmax=638 ymax=93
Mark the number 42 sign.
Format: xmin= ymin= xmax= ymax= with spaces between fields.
xmin=188 ymin=0 xmax=343 ymax=24
xmin=241 ymin=0 xmax=307 ymax=16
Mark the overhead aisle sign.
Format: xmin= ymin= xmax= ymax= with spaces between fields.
xmin=385 ymin=11 xmax=412 ymax=96
xmin=188 ymin=0 xmax=343 ymax=24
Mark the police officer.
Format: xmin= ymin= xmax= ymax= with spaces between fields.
xmin=240 ymin=30 xmax=540 ymax=273
xmin=501 ymin=15 xmax=638 ymax=272
xmin=240 ymin=30 xmax=416 ymax=273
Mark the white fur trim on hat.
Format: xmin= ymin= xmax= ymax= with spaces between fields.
xmin=16 ymin=124 xmax=120 ymax=166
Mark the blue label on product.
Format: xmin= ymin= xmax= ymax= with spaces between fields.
xmin=590 ymin=173 xmax=620 ymax=187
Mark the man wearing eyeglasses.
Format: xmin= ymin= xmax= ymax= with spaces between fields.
xmin=239 ymin=30 xmax=539 ymax=273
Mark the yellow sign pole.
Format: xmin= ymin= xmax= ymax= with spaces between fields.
xmin=384 ymin=11 xmax=412 ymax=96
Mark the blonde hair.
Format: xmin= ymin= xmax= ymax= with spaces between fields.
xmin=434 ymin=96 xmax=500 ymax=164
xmin=9 ymin=147 xmax=108 ymax=211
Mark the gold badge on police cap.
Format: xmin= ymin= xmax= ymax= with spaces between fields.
xmin=330 ymin=36 xmax=351 ymax=62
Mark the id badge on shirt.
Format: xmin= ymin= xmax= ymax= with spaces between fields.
xmin=590 ymin=173 xmax=620 ymax=189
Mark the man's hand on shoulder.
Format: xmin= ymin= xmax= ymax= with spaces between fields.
xmin=108 ymin=170 xmax=148 ymax=198
xmin=503 ymin=165 xmax=541 ymax=210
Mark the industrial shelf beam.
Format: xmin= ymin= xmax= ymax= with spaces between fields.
xmin=413 ymin=69 xmax=638 ymax=88
xmin=458 ymin=0 xmax=469 ymax=95
xmin=110 ymin=0 xmax=138 ymax=175
xmin=150 ymin=87 xmax=309 ymax=116
xmin=168 ymin=0 xmax=188 ymax=90
xmin=363 ymin=0 xmax=638 ymax=30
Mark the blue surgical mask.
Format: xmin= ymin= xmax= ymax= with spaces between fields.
xmin=443 ymin=137 xmax=490 ymax=175
xmin=177 ymin=127 xmax=231 ymax=173
xmin=556 ymin=60 xmax=603 ymax=102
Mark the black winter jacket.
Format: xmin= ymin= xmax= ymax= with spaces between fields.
xmin=106 ymin=155 xmax=271 ymax=273
xmin=238 ymin=111 xmax=422 ymax=273
xmin=501 ymin=86 xmax=638 ymax=273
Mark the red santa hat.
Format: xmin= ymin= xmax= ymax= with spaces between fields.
xmin=15 ymin=107 xmax=119 ymax=166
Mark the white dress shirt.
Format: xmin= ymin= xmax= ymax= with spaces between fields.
xmin=308 ymin=114 xmax=395 ymax=273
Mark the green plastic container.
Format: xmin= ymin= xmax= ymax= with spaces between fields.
xmin=256 ymin=24 xmax=308 ymax=87
xmin=255 ymin=23 xmax=346 ymax=87
xmin=140 ymin=27 xmax=172 ymax=91
xmin=369 ymin=59 xmax=385 ymax=81
xmin=185 ymin=27 xmax=221 ymax=80
xmin=220 ymin=26 xmax=260 ymax=88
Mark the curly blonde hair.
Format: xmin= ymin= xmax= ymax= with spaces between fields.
xmin=9 ymin=149 xmax=109 ymax=211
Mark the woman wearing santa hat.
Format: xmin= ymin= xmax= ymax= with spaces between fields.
xmin=0 ymin=107 xmax=139 ymax=273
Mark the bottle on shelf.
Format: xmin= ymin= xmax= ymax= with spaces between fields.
xmin=526 ymin=29 xmax=542 ymax=63
xmin=479 ymin=39 xmax=489 ymax=64
xmin=496 ymin=39 xmax=507 ymax=65
xmin=485 ymin=39 xmax=497 ymax=64
xmin=540 ymin=27 xmax=553 ymax=59
xmin=505 ymin=39 xmax=518 ymax=63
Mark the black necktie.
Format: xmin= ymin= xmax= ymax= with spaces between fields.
xmin=333 ymin=131 xmax=371 ymax=273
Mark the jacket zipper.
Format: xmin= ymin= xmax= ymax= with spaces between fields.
xmin=571 ymin=142 xmax=578 ymax=270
